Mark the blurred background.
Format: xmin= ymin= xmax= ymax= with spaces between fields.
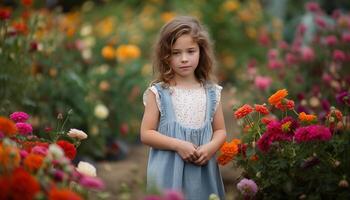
xmin=1 ymin=0 xmax=349 ymax=199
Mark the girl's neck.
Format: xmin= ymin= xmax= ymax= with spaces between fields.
xmin=170 ymin=76 xmax=201 ymax=88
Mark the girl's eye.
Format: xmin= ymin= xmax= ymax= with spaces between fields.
xmin=172 ymin=52 xmax=180 ymax=55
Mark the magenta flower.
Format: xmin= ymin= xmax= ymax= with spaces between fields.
xmin=16 ymin=122 xmax=33 ymax=135
xmin=79 ymin=176 xmax=105 ymax=190
xmin=254 ymin=76 xmax=272 ymax=91
xmin=268 ymin=59 xmax=283 ymax=69
xmin=324 ymin=35 xmax=338 ymax=46
xmin=20 ymin=150 xmax=29 ymax=159
xmin=336 ymin=91 xmax=350 ymax=105
xmin=164 ymin=190 xmax=185 ymax=200
xmin=342 ymin=33 xmax=350 ymax=43
xmin=305 ymin=2 xmax=320 ymax=13
xmin=0 ymin=131 xmax=4 ymax=139
xmin=268 ymin=49 xmax=278 ymax=59
xmin=10 ymin=111 xmax=29 ymax=123
xmin=53 ymin=169 xmax=65 ymax=182
xmin=237 ymin=178 xmax=258 ymax=197
xmin=294 ymin=125 xmax=332 ymax=143
xmin=143 ymin=196 xmax=163 ymax=200
xmin=333 ymin=50 xmax=346 ymax=62
xmin=315 ymin=16 xmax=327 ymax=28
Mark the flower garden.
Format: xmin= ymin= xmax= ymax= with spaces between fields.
xmin=1 ymin=0 xmax=350 ymax=199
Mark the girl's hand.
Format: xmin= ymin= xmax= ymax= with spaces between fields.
xmin=175 ymin=140 xmax=199 ymax=162
xmin=193 ymin=143 xmax=216 ymax=166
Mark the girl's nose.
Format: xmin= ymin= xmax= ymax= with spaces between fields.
xmin=181 ymin=53 xmax=188 ymax=63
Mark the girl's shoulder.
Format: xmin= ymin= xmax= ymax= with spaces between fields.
xmin=204 ymin=82 xmax=223 ymax=91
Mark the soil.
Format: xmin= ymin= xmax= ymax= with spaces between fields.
xmin=95 ymin=87 xmax=242 ymax=200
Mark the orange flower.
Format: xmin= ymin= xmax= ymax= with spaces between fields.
xmin=0 ymin=144 xmax=20 ymax=169
xmin=217 ymin=154 xmax=233 ymax=165
xmin=21 ymin=0 xmax=33 ymax=7
xmin=101 ymin=46 xmax=115 ymax=60
xmin=250 ymin=154 xmax=259 ymax=161
xmin=24 ymin=153 xmax=44 ymax=172
xmin=234 ymin=104 xmax=253 ymax=119
xmin=254 ymin=104 xmax=269 ymax=115
xmin=115 ymin=44 xmax=141 ymax=61
xmin=299 ymin=112 xmax=317 ymax=122
xmin=0 ymin=116 xmax=17 ymax=136
xmin=12 ymin=21 xmax=28 ymax=35
xmin=268 ymin=89 xmax=288 ymax=106
xmin=48 ymin=188 xmax=82 ymax=200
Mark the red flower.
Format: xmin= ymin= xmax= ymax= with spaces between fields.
xmin=9 ymin=168 xmax=40 ymax=200
xmin=234 ymin=104 xmax=253 ymax=119
xmin=21 ymin=0 xmax=33 ymax=7
xmin=24 ymin=153 xmax=44 ymax=172
xmin=0 ymin=116 xmax=17 ymax=136
xmin=56 ymin=140 xmax=76 ymax=160
xmin=0 ymin=8 xmax=11 ymax=20
xmin=254 ymin=104 xmax=269 ymax=115
xmin=12 ymin=21 xmax=28 ymax=35
xmin=0 ymin=176 xmax=11 ymax=199
xmin=275 ymin=99 xmax=295 ymax=111
xmin=48 ymin=188 xmax=82 ymax=200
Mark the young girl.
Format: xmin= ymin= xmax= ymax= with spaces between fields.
xmin=140 ymin=16 xmax=226 ymax=200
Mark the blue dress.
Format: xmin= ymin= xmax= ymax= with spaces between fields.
xmin=146 ymin=83 xmax=225 ymax=200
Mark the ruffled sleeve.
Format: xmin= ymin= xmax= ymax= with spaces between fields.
xmin=143 ymin=86 xmax=161 ymax=112
xmin=214 ymin=84 xmax=223 ymax=113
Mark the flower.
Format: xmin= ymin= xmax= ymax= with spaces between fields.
xmin=101 ymin=46 xmax=115 ymax=60
xmin=0 ymin=117 xmax=17 ymax=137
xmin=294 ymin=125 xmax=332 ymax=143
xmin=115 ymin=44 xmax=141 ymax=61
xmin=0 ymin=8 xmax=11 ymax=20
xmin=67 ymin=128 xmax=88 ymax=140
xmin=298 ymin=112 xmax=316 ymax=122
xmin=76 ymin=161 xmax=96 ymax=177
xmin=9 ymin=112 xmax=29 ymax=123
xmin=163 ymin=189 xmax=185 ymax=200
xmin=56 ymin=140 xmax=76 ymax=160
xmin=8 ymin=168 xmax=41 ymax=200
xmin=94 ymin=104 xmax=109 ymax=119
xmin=48 ymin=188 xmax=82 ymax=200
xmin=237 ymin=178 xmax=258 ymax=197
xmin=254 ymin=104 xmax=269 ymax=115
xmin=336 ymin=91 xmax=350 ymax=105
xmin=234 ymin=104 xmax=253 ymax=119
xmin=79 ymin=176 xmax=105 ymax=190
xmin=217 ymin=139 xmax=241 ymax=165
xmin=15 ymin=122 xmax=33 ymax=135
xmin=254 ymin=76 xmax=272 ymax=91
xmin=23 ymin=153 xmax=44 ymax=172
xmin=268 ymin=89 xmax=288 ymax=106
xmin=0 ymin=143 xmax=20 ymax=169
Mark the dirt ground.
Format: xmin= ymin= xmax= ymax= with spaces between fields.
xmin=95 ymin=87 xmax=242 ymax=200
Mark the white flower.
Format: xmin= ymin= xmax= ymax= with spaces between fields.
xmin=94 ymin=104 xmax=109 ymax=119
xmin=76 ymin=161 xmax=97 ymax=177
xmin=208 ymin=193 xmax=220 ymax=200
xmin=67 ymin=128 xmax=88 ymax=140
xmin=48 ymin=144 xmax=64 ymax=159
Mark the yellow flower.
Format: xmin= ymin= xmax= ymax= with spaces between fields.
xmin=101 ymin=46 xmax=115 ymax=60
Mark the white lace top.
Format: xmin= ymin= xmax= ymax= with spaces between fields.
xmin=143 ymin=84 xmax=222 ymax=129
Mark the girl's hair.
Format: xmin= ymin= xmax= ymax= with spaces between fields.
xmin=151 ymin=16 xmax=216 ymax=86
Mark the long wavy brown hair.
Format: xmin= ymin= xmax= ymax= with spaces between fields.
xmin=151 ymin=16 xmax=216 ymax=87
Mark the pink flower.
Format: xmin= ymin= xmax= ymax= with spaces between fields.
xmin=322 ymin=73 xmax=332 ymax=84
xmin=324 ymin=35 xmax=338 ymax=46
xmin=268 ymin=49 xmax=278 ymax=59
xmin=297 ymin=24 xmax=307 ymax=36
xmin=164 ymin=190 xmax=185 ymax=200
xmin=254 ymin=76 xmax=272 ymax=91
xmin=305 ymin=2 xmax=320 ymax=13
xmin=278 ymin=41 xmax=289 ymax=50
xmin=294 ymin=125 xmax=332 ymax=143
xmin=20 ymin=150 xmax=29 ymax=159
xmin=300 ymin=47 xmax=315 ymax=62
xmin=16 ymin=122 xmax=33 ymax=135
xmin=285 ymin=53 xmax=298 ymax=65
xmin=237 ymin=178 xmax=258 ymax=197
xmin=315 ymin=16 xmax=327 ymax=28
xmin=342 ymin=33 xmax=350 ymax=43
xmin=268 ymin=59 xmax=283 ymax=69
xmin=31 ymin=146 xmax=48 ymax=156
xmin=79 ymin=176 xmax=105 ymax=190
xmin=10 ymin=111 xmax=30 ymax=122
xmin=333 ymin=50 xmax=346 ymax=62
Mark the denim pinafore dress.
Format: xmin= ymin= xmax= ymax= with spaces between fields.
xmin=147 ymin=83 xmax=225 ymax=200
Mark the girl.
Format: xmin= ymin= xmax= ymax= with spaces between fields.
xmin=140 ymin=16 xmax=226 ymax=200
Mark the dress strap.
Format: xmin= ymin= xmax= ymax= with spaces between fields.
xmin=153 ymin=83 xmax=176 ymax=123
xmin=206 ymin=84 xmax=217 ymax=123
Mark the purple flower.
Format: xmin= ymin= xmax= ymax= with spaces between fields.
xmin=15 ymin=122 xmax=33 ymax=135
xmin=336 ymin=91 xmax=350 ymax=105
xmin=294 ymin=125 xmax=332 ymax=143
xmin=10 ymin=111 xmax=30 ymax=123
xmin=237 ymin=178 xmax=258 ymax=197
xmin=164 ymin=190 xmax=184 ymax=200
xmin=79 ymin=176 xmax=105 ymax=190
xmin=53 ymin=169 xmax=65 ymax=182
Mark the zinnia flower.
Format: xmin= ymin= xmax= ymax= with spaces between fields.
xmin=254 ymin=76 xmax=272 ymax=91
xmin=15 ymin=122 xmax=32 ymax=135
xmin=76 ymin=161 xmax=96 ymax=177
xmin=234 ymin=104 xmax=253 ymax=119
xmin=67 ymin=128 xmax=88 ymax=140
xmin=9 ymin=168 xmax=40 ymax=200
xmin=24 ymin=153 xmax=44 ymax=172
xmin=163 ymin=189 xmax=185 ymax=200
xmin=254 ymin=104 xmax=269 ymax=115
xmin=79 ymin=176 xmax=105 ymax=190
xmin=56 ymin=140 xmax=76 ymax=160
xmin=0 ymin=144 xmax=20 ymax=169
xmin=268 ymin=89 xmax=288 ymax=106
xmin=237 ymin=178 xmax=258 ymax=197
xmin=294 ymin=125 xmax=332 ymax=143
xmin=336 ymin=91 xmax=350 ymax=105
xmin=0 ymin=117 xmax=17 ymax=136
xmin=9 ymin=111 xmax=29 ymax=122
xmin=299 ymin=112 xmax=316 ymax=122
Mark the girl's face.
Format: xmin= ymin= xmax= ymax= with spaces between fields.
xmin=169 ymin=34 xmax=200 ymax=79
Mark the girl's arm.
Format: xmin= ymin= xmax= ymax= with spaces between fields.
xmin=194 ymin=101 xmax=227 ymax=165
xmin=140 ymin=90 xmax=199 ymax=162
